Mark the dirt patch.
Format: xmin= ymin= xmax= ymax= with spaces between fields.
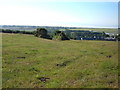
xmin=100 ymin=52 xmax=104 ymax=54
xmin=56 ymin=63 xmax=66 ymax=67
xmin=56 ymin=60 xmax=71 ymax=67
xmin=17 ymin=57 xmax=26 ymax=59
xmin=108 ymin=81 xmax=114 ymax=84
xmin=106 ymin=55 xmax=112 ymax=58
xmin=37 ymin=77 xmax=50 ymax=82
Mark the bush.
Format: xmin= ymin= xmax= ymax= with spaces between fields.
xmin=52 ymin=30 xmax=69 ymax=40
xmin=34 ymin=28 xmax=50 ymax=39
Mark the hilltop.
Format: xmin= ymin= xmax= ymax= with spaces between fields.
xmin=2 ymin=33 xmax=118 ymax=88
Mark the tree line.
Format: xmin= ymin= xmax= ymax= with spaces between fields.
xmin=0 ymin=29 xmax=34 ymax=34
xmin=1 ymin=28 xmax=120 ymax=41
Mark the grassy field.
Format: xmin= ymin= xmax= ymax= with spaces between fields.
xmin=60 ymin=28 xmax=118 ymax=35
xmin=2 ymin=33 xmax=118 ymax=88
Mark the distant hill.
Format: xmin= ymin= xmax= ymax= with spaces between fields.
xmin=0 ymin=25 xmax=118 ymax=34
xmin=0 ymin=25 xmax=74 ymax=31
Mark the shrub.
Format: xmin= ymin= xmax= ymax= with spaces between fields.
xmin=34 ymin=28 xmax=50 ymax=39
xmin=52 ymin=30 xmax=69 ymax=40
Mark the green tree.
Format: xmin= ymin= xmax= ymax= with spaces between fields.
xmin=52 ymin=30 xmax=69 ymax=40
xmin=34 ymin=28 xmax=50 ymax=39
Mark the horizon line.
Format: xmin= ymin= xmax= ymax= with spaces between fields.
xmin=0 ymin=25 xmax=118 ymax=29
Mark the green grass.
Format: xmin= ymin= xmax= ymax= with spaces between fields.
xmin=60 ymin=28 xmax=118 ymax=35
xmin=2 ymin=33 xmax=118 ymax=88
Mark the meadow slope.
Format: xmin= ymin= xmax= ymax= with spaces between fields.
xmin=2 ymin=33 xmax=118 ymax=88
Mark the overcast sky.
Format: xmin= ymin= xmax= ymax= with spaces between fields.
xmin=0 ymin=0 xmax=119 ymax=28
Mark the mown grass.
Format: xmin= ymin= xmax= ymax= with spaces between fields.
xmin=2 ymin=33 xmax=118 ymax=88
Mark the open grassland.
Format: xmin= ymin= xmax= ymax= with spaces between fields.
xmin=2 ymin=33 xmax=118 ymax=88
xmin=64 ymin=28 xmax=118 ymax=34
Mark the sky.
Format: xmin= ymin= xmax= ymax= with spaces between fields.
xmin=0 ymin=0 xmax=119 ymax=28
